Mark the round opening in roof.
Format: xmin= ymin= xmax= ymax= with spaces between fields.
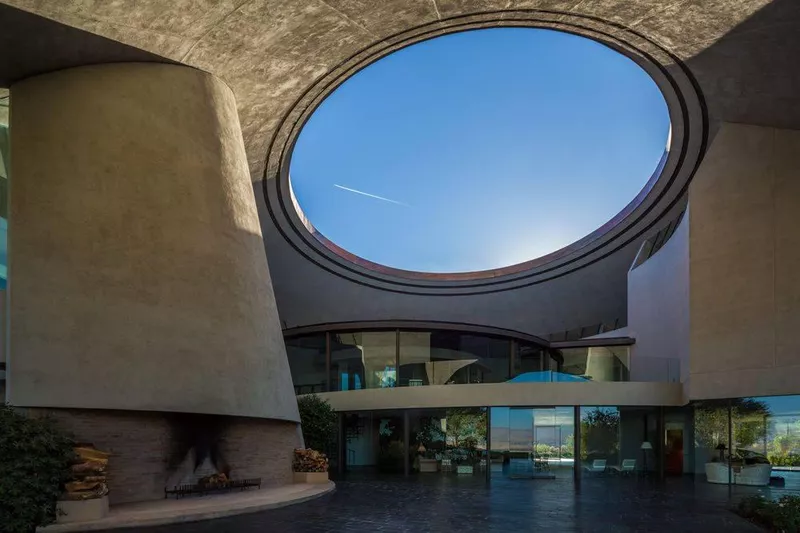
xmin=289 ymin=28 xmax=670 ymax=276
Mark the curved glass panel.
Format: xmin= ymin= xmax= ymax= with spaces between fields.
xmin=284 ymin=328 xmax=677 ymax=392
xmin=290 ymin=28 xmax=670 ymax=273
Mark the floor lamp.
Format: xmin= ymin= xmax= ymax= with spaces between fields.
xmin=641 ymin=441 xmax=653 ymax=476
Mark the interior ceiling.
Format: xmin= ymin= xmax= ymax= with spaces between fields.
xmin=2 ymin=0 xmax=798 ymax=183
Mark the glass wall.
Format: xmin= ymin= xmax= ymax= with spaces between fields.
xmin=0 ymin=89 xmax=7 ymax=291
xmin=692 ymin=395 xmax=800 ymax=493
xmin=559 ymin=346 xmax=630 ymax=382
xmin=283 ymin=326 xmax=671 ymax=394
xmin=285 ymin=334 xmax=327 ymax=394
xmin=398 ymin=331 xmax=510 ymax=386
xmin=511 ymin=341 xmax=546 ymax=381
xmin=330 ymin=331 xmax=397 ymax=391
xmin=579 ymin=406 xmax=661 ymax=476
xmin=489 ymin=406 xmax=575 ymax=479
xmin=1 ymin=89 xmax=8 ymax=401
xmin=409 ymin=408 xmax=487 ymax=474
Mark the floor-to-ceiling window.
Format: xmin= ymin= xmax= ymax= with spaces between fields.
xmin=330 ymin=331 xmax=397 ymax=391
xmin=0 ymin=89 xmax=8 ymax=401
xmin=489 ymin=406 xmax=574 ymax=479
xmin=398 ymin=330 xmax=510 ymax=386
xmin=692 ymin=395 xmax=800 ymax=493
xmin=285 ymin=334 xmax=327 ymax=394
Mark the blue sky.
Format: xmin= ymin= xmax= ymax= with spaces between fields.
xmin=290 ymin=28 xmax=670 ymax=273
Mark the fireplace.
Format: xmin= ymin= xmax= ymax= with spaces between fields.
xmin=28 ymin=407 xmax=301 ymax=504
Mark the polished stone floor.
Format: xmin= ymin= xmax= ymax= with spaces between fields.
xmin=105 ymin=470 xmax=768 ymax=533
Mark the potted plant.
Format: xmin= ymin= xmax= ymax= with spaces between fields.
xmin=292 ymin=448 xmax=329 ymax=484
xmin=455 ymin=437 xmax=479 ymax=474
xmin=416 ymin=418 xmax=444 ymax=473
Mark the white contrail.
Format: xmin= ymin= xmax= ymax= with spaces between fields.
xmin=333 ymin=184 xmax=408 ymax=206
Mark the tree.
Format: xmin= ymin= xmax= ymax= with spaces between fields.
xmin=581 ymin=408 xmax=620 ymax=460
xmin=296 ymin=395 xmax=337 ymax=454
xmin=0 ymin=404 xmax=75 ymax=533
xmin=445 ymin=408 xmax=486 ymax=449
xmin=694 ymin=399 xmax=770 ymax=450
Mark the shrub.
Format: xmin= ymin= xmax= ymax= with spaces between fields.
xmin=292 ymin=448 xmax=329 ymax=472
xmin=0 ymin=404 xmax=75 ymax=533
xmin=769 ymin=452 xmax=800 ymax=467
xmin=296 ymin=395 xmax=337 ymax=454
xmin=738 ymin=494 xmax=800 ymax=532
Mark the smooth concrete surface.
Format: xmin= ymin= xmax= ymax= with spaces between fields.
xmin=40 ymin=482 xmax=335 ymax=532
xmin=628 ymin=213 xmax=690 ymax=382
xmin=689 ymin=122 xmax=800 ymax=400
xmin=5 ymin=0 xmax=796 ymax=180
xmin=57 ymin=497 xmax=109 ymax=525
xmin=8 ymin=63 xmax=298 ymax=421
xmin=0 ymin=0 xmax=769 ymax=339
xmin=313 ymin=381 xmax=685 ymax=412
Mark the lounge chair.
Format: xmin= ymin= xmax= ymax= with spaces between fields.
xmin=610 ymin=459 xmax=636 ymax=475
xmin=583 ymin=459 xmax=607 ymax=474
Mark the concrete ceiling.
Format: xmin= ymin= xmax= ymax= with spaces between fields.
xmin=3 ymin=0 xmax=799 ymax=182
xmin=1 ymin=0 xmax=797 ymax=335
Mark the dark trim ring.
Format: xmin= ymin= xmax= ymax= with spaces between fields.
xmin=261 ymin=9 xmax=707 ymax=295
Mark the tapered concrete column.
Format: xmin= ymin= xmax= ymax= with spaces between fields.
xmin=8 ymin=63 xmax=299 ymax=422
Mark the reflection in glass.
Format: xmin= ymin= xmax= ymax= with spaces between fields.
xmin=580 ymin=407 xmax=620 ymax=472
xmin=398 ymin=331 xmax=509 ymax=386
xmin=331 ymin=331 xmax=396 ymax=390
xmin=693 ymin=395 xmax=800 ymax=492
xmin=285 ymin=334 xmax=327 ymax=394
xmin=410 ymin=407 xmax=487 ymax=474
xmin=489 ymin=407 xmax=574 ymax=479
xmin=693 ymin=400 xmax=731 ymax=484
xmin=558 ymin=346 xmax=630 ymax=382
xmin=0 ymin=89 xmax=8 ymax=290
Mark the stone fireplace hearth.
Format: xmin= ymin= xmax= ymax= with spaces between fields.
xmin=29 ymin=407 xmax=301 ymax=505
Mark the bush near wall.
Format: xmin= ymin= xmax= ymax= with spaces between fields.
xmin=296 ymin=395 xmax=337 ymax=455
xmin=0 ymin=404 xmax=75 ymax=533
xmin=769 ymin=453 xmax=800 ymax=467
xmin=738 ymin=495 xmax=800 ymax=532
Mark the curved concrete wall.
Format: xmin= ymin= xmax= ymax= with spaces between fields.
xmin=8 ymin=63 xmax=299 ymax=421
xmin=628 ymin=212 xmax=690 ymax=382
xmin=258 ymin=187 xmax=637 ymax=337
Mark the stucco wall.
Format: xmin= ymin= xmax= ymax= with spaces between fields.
xmin=689 ymin=123 xmax=800 ymax=399
xmin=313 ymin=381 xmax=684 ymax=412
xmin=627 ymin=213 xmax=690 ymax=382
xmin=8 ymin=63 xmax=298 ymax=421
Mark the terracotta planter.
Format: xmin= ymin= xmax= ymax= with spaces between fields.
xmin=293 ymin=471 xmax=329 ymax=484
xmin=57 ymin=495 xmax=109 ymax=524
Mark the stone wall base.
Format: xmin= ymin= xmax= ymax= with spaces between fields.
xmin=27 ymin=408 xmax=301 ymax=505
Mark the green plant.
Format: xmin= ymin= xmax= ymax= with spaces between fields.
xmin=377 ymin=440 xmax=406 ymax=472
xmin=0 ymin=404 xmax=75 ymax=533
xmin=581 ymin=407 xmax=620 ymax=461
xmin=297 ymin=395 xmax=337 ymax=454
xmin=738 ymin=495 xmax=800 ymax=532
xmin=769 ymin=452 xmax=800 ymax=467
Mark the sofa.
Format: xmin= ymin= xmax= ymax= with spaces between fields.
xmin=705 ymin=462 xmax=772 ymax=486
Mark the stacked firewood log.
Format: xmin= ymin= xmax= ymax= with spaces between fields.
xmin=62 ymin=445 xmax=110 ymax=500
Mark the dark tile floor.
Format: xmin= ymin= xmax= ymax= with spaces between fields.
xmin=108 ymin=470 xmax=768 ymax=533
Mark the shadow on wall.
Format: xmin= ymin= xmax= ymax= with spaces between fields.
xmin=678 ymin=0 xmax=800 ymax=137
